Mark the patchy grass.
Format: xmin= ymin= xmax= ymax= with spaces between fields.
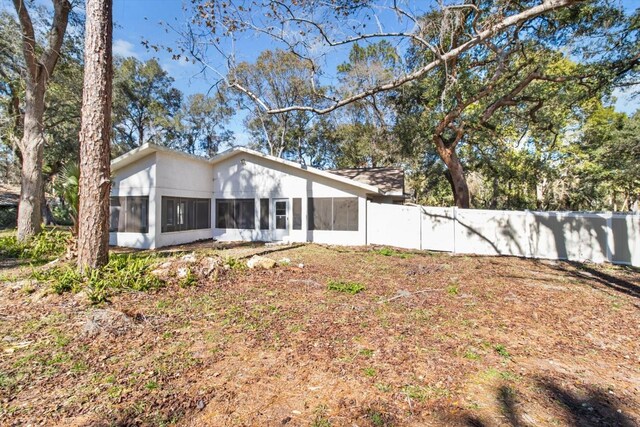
xmin=0 ymin=243 xmax=639 ymax=426
xmin=327 ymin=279 xmax=365 ymax=295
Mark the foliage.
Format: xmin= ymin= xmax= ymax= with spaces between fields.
xmin=327 ymin=280 xmax=365 ymax=295
xmin=0 ymin=228 xmax=68 ymax=261
xmin=112 ymin=57 xmax=182 ymax=154
xmin=177 ymin=92 xmax=234 ymax=156
xmin=494 ymin=344 xmax=511 ymax=359
xmin=235 ymin=49 xmax=327 ymax=159
xmin=179 ymin=268 xmax=198 ymax=288
xmin=52 ymin=161 xmax=80 ymax=230
xmin=33 ymin=253 xmax=164 ymax=303
xmin=331 ymin=41 xmax=401 ymax=168
xmin=374 ymin=247 xmax=410 ymax=258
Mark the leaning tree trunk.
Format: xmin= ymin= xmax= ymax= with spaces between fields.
xmin=77 ymin=0 xmax=113 ymax=271
xmin=434 ymin=137 xmax=470 ymax=209
xmin=17 ymin=87 xmax=45 ymax=240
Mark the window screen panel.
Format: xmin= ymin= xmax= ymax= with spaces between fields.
xmin=196 ymin=200 xmax=210 ymax=229
xmin=109 ymin=197 xmax=121 ymax=232
xmin=333 ymin=197 xmax=358 ymax=231
xmin=216 ymin=199 xmax=255 ymax=229
xmin=235 ymin=199 xmax=255 ymax=229
xmin=166 ymin=199 xmax=175 ymax=227
xmin=308 ymin=198 xmax=332 ymax=230
xmin=260 ymin=198 xmax=269 ymax=230
xmin=160 ymin=197 xmax=211 ymax=232
xmin=216 ymin=199 xmax=232 ymax=228
xmin=292 ymin=198 xmax=302 ymax=230
xmin=111 ymin=196 xmax=148 ymax=233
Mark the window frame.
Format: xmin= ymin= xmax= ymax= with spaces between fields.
xmin=161 ymin=196 xmax=211 ymax=233
xmin=215 ymin=198 xmax=256 ymax=230
xmin=109 ymin=196 xmax=149 ymax=233
xmin=308 ymin=197 xmax=358 ymax=231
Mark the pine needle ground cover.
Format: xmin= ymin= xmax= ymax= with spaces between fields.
xmin=1 ymin=243 xmax=638 ymax=426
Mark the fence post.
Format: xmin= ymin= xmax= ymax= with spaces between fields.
xmin=418 ymin=205 xmax=423 ymax=251
xmin=452 ymin=206 xmax=457 ymax=254
xmin=605 ymin=212 xmax=613 ymax=263
xmin=525 ymin=210 xmax=533 ymax=259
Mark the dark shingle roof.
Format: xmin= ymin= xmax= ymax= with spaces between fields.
xmin=330 ymin=167 xmax=404 ymax=195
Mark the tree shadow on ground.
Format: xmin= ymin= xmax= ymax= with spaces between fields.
xmin=543 ymin=260 xmax=640 ymax=300
xmin=460 ymin=379 xmax=636 ymax=427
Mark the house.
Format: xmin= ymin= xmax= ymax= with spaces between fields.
xmin=109 ymin=143 xmax=405 ymax=249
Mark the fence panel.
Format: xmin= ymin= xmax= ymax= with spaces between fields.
xmin=454 ymin=209 xmax=529 ymax=257
xmin=610 ymin=214 xmax=640 ymax=266
xmin=420 ymin=206 xmax=455 ymax=252
xmin=365 ymin=201 xmax=639 ymax=266
xmin=528 ymin=212 xmax=608 ymax=263
xmin=366 ymin=202 xmax=421 ymax=249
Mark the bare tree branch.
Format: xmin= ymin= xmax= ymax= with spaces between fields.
xmin=226 ymin=0 xmax=583 ymax=115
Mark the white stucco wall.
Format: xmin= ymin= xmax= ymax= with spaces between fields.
xmin=212 ymin=153 xmax=369 ymax=245
xmin=109 ymin=153 xmax=157 ymax=249
xmin=154 ymin=152 xmax=215 ymax=247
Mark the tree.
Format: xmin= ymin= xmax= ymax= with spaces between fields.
xmin=77 ymin=0 xmax=112 ymax=270
xmin=177 ymin=92 xmax=234 ymax=156
xmin=333 ymin=41 xmax=401 ymax=168
xmin=180 ymin=0 xmax=638 ymax=208
xmin=11 ymin=0 xmax=71 ymax=241
xmin=111 ymin=57 xmax=182 ymax=154
xmin=234 ymin=50 xmax=325 ymax=159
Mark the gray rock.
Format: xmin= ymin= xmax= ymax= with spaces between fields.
xmin=246 ymin=255 xmax=276 ymax=269
xmin=200 ymin=256 xmax=221 ymax=276
xmin=82 ymin=309 xmax=135 ymax=338
xmin=181 ymin=253 xmax=198 ymax=263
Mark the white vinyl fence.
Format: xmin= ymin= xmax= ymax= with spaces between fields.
xmin=366 ymin=202 xmax=640 ymax=267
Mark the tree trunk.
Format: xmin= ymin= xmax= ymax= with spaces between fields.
xmin=77 ymin=0 xmax=113 ymax=271
xmin=434 ymin=137 xmax=470 ymax=208
xmin=17 ymin=84 xmax=46 ymax=241
xmin=13 ymin=0 xmax=71 ymax=241
xmin=42 ymin=194 xmax=55 ymax=225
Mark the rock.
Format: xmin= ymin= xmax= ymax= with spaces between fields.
xmin=298 ymin=263 xmax=304 ymax=269
xmin=181 ymin=253 xmax=198 ymax=263
xmin=196 ymin=400 xmax=205 ymax=410
xmin=176 ymin=267 xmax=189 ymax=278
xmin=246 ymin=255 xmax=277 ymax=269
xmin=200 ymin=257 xmax=221 ymax=276
xmin=278 ymin=257 xmax=291 ymax=265
xmin=82 ymin=309 xmax=135 ymax=338
xmin=9 ymin=279 xmax=33 ymax=292
xmin=149 ymin=268 xmax=169 ymax=278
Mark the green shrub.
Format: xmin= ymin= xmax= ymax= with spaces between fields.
xmin=327 ymin=280 xmax=365 ymax=295
xmin=374 ymin=247 xmax=410 ymax=258
xmin=224 ymin=256 xmax=246 ymax=271
xmin=51 ymin=267 xmax=84 ymax=294
xmin=0 ymin=228 xmax=68 ymax=261
xmin=33 ymin=253 xmax=163 ymax=303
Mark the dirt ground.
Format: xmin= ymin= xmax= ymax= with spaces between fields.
xmin=1 ymin=243 xmax=639 ymax=426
